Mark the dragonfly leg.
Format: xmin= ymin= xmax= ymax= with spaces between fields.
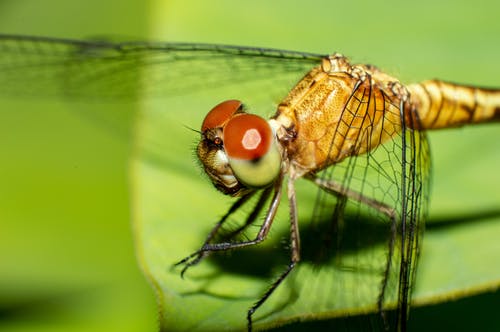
xmin=175 ymin=174 xmax=284 ymax=276
xmin=306 ymin=174 xmax=397 ymax=219
xmin=247 ymin=176 xmax=300 ymax=332
xmin=173 ymin=192 xmax=255 ymax=276
xmin=222 ymin=186 xmax=273 ymax=240
xmin=175 ymin=188 xmax=273 ymax=276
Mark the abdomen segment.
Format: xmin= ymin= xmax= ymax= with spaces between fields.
xmin=408 ymin=80 xmax=500 ymax=130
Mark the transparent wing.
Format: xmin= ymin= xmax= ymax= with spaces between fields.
xmin=305 ymin=81 xmax=430 ymax=331
xmin=0 ymin=34 xmax=325 ymax=99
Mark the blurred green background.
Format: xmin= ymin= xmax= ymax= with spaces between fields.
xmin=0 ymin=0 xmax=499 ymax=331
xmin=0 ymin=1 xmax=157 ymax=332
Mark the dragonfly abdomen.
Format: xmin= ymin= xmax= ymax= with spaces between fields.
xmin=408 ymin=80 xmax=500 ymax=130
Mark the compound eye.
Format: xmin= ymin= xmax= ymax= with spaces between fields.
xmin=201 ymin=100 xmax=242 ymax=131
xmin=223 ymin=114 xmax=281 ymax=187
xmin=223 ymin=114 xmax=272 ymax=160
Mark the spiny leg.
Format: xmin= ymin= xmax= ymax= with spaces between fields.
xmin=306 ymin=174 xmax=398 ymax=324
xmin=222 ymin=186 xmax=273 ymax=241
xmin=175 ymin=188 xmax=273 ymax=275
xmin=307 ymin=174 xmax=397 ymax=219
xmin=174 ymin=191 xmax=256 ymax=276
xmin=247 ymin=177 xmax=301 ymax=332
xmin=176 ymin=174 xmax=284 ymax=278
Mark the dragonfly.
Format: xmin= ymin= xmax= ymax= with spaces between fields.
xmin=0 ymin=34 xmax=498 ymax=331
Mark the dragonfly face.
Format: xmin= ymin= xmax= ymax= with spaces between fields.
xmin=197 ymin=99 xmax=282 ymax=196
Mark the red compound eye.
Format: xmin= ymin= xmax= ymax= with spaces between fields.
xmin=201 ymin=100 xmax=242 ymax=131
xmin=223 ymin=114 xmax=272 ymax=160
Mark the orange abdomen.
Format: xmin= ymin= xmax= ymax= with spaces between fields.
xmin=408 ymin=80 xmax=500 ymax=130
